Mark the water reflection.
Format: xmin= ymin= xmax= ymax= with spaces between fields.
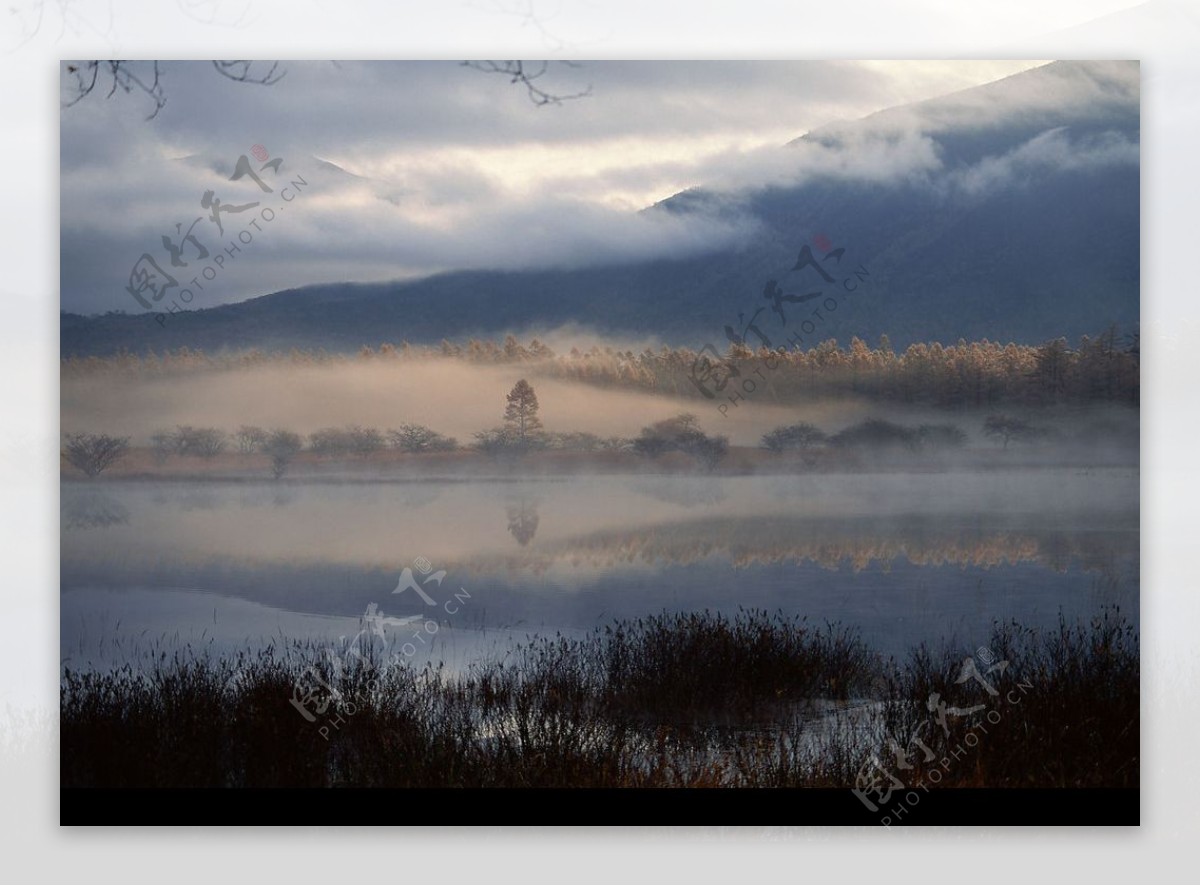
xmin=506 ymin=499 xmax=540 ymax=546
xmin=61 ymin=490 xmax=130 ymax=530
xmin=60 ymin=470 xmax=1138 ymax=665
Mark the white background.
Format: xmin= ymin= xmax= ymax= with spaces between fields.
xmin=2 ymin=0 xmax=1196 ymax=882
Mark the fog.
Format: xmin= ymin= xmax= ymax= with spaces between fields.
xmin=60 ymin=354 xmax=1140 ymax=454
xmin=60 ymin=470 xmax=1135 ymax=572
xmin=61 ymin=470 xmax=1138 ymax=666
xmin=60 ymin=343 xmax=1140 ymax=671
xmin=61 ymin=357 xmax=872 ymax=447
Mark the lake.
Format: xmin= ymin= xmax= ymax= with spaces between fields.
xmin=60 ymin=468 xmax=1139 ymax=673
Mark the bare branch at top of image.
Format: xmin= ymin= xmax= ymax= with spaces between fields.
xmin=61 ymin=59 xmax=284 ymax=120
xmin=462 ymin=60 xmax=591 ymax=106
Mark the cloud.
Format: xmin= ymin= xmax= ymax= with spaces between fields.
xmin=944 ymin=126 xmax=1140 ymax=196
xmin=59 ymin=60 xmax=1135 ymax=315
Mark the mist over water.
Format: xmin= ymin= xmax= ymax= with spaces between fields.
xmin=61 ymin=469 xmax=1138 ymax=670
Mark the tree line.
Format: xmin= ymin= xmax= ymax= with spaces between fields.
xmin=66 ymin=378 xmax=1123 ymax=480
xmin=62 ymin=327 xmax=1139 ymax=408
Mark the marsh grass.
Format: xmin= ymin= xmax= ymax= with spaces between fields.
xmin=61 ymin=608 xmax=1137 ymax=789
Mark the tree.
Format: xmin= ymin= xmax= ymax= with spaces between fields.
xmin=688 ymin=434 xmax=730 ymax=470
xmin=346 ymin=426 xmax=385 ymax=455
xmin=988 ymin=410 xmax=1056 ymax=444
xmin=761 ymin=423 xmax=827 ymax=453
xmin=633 ymin=414 xmax=700 ymax=458
xmin=830 ymin=419 xmax=917 ymax=451
xmin=916 ymin=424 xmax=968 ymax=450
xmin=504 ymin=379 xmax=543 ymax=443
xmin=308 ymin=425 xmax=384 ymax=456
xmin=63 ymin=433 xmax=129 ymax=478
xmin=389 ymin=424 xmax=458 ymax=453
xmin=234 ymin=425 xmax=268 ymax=454
xmin=983 ymin=414 xmax=1033 ymax=449
xmin=632 ymin=413 xmax=728 ymax=469
xmin=263 ymin=429 xmax=303 ymax=480
xmin=308 ymin=427 xmax=349 ymax=455
xmin=460 ymin=61 xmax=592 ymax=106
xmin=473 ymin=427 xmax=519 ymax=456
xmin=64 ymin=60 xmax=588 ymax=121
xmin=63 ymin=61 xmax=285 ymax=120
xmin=173 ymin=426 xmax=227 ymax=458
xmin=546 ymin=431 xmax=602 ymax=451
xmin=1032 ymin=338 xmax=1071 ymax=402
xmin=149 ymin=430 xmax=176 ymax=464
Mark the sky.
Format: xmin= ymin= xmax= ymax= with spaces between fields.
xmin=59 ymin=58 xmax=1101 ymax=316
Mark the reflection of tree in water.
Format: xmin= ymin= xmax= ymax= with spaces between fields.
xmin=460 ymin=515 xmax=1138 ymax=578
xmin=62 ymin=491 xmax=130 ymax=530
xmin=506 ymin=500 xmax=540 ymax=547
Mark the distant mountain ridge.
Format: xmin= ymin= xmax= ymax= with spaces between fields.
xmin=61 ymin=61 xmax=1139 ymax=358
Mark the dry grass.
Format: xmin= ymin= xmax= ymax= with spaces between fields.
xmin=60 ymin=608 xmax=1138 ymax=789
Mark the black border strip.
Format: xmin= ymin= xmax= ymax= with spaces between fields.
xmin=61 ymin=788 xmax=1138 ymax=826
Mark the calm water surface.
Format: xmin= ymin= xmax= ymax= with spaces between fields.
xmin=61 ymin=469 xmax=1139 ymax=671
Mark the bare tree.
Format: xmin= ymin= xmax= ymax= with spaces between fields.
xmin=174 ymin=426 xmax=227 ymax=458
xmin=983 ymin=415 xmax=1033 ymax=450
xmin=460 ymin=61 xmax=591 ymax=106
xmin=63 ymin=60 xmax=587 ymax=121
xmin=234 ymin=425 xmax=268 ymax=454
xmin=263 ymin=429 xmax=303 ymax=480
xmin=388 ymin=424 xmax=458 ymax=453
xmin=62 ymin=60 xmax=284 ymax=120
xmin=62 ymin=433 xmax=130 ymax=478
xmin=150 ymin=429 xmax=176 ymax=464
xmin=308 ymin=425 xmax=384 ymax=456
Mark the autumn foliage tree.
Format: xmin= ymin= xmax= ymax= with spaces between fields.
xmin=63 ymin=331 xmax=1140 ymax=409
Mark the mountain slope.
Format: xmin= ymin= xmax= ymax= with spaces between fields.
xmin=61 ymin=60 xmax=1139 ymax=357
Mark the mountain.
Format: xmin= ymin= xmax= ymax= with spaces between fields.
xmin=60 ymin=60 xmax=1139 ymax=358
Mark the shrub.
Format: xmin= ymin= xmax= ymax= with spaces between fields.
xmin=234 ymin=425 xmax=268 ymax=454
xmin=388 ymin=424 xmax=458 ymax=453
xmin=632 ymin=413 xmax=729 ymax=468
xmin=346 ymin=426 xmax=385 ymax=455
xmin=761 ymin=423 xmax=827 ymax=453
xmin=62 ymin=433 xmax=130 ymax=478
xmin=830 ymin=419 xmax=917 ymax=451
xmin=173 ymin=425 xmax=227 ymax=458
xmin=308 ymin=426 xmax=386 ymax=456
xmin=149 ymin=430 xmax=176 ymax=464
xmin=546 ymin=431 xmax=603 ymax=451
xmin=983 ymin=414 xmax=1036 ymax=449
xmin=308 ymin=427 xmax=348 ymax=455
xmin=916 ymin=424 xmax=967 ymax=450
xmin=263 ymin=429 xmax=303 ymax=479
xmin=473 ymin=427 xmax=547 ymax=455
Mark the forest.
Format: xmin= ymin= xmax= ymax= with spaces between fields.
xmin=61 ymin=328 xmax=1139 ymax=408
